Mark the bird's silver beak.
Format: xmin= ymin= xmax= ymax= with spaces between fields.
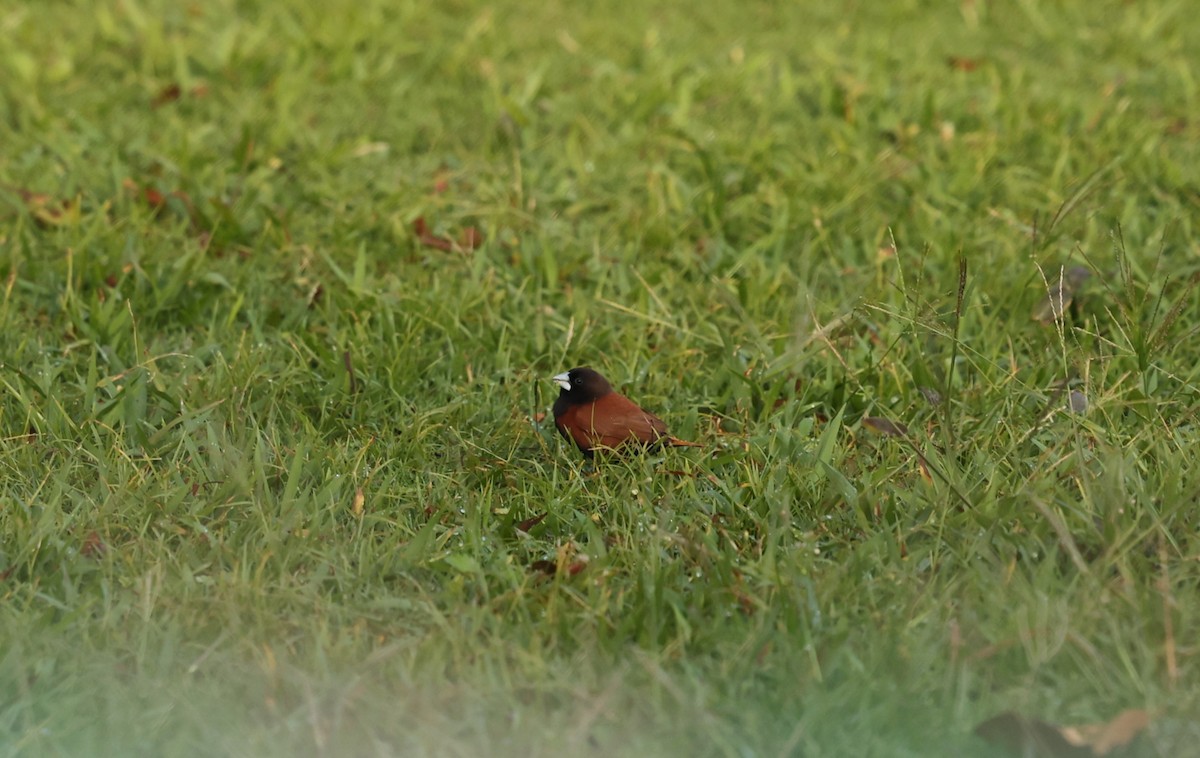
xmin=552 ymin=372 xmax=571 ymax=391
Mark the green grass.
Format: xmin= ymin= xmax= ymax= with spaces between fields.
xmin=2 ymin=0 xmax=1198 ymax=755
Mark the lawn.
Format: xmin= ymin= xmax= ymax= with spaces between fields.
xmin=1 ymin=1 xmax=1198 ymax=755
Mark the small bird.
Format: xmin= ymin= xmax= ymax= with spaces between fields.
xmin=551 ymin=367 xmax=699 ymax=459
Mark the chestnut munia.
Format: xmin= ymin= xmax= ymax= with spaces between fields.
xmin=551 ymin=367 xmax=698 ymax=459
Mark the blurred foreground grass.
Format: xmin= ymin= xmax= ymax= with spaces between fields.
xmin=1 ymin=1 xmax=1198 ymax=755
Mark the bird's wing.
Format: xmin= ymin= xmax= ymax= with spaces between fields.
xmin=579 ymin=393 xmax=668 ymax=449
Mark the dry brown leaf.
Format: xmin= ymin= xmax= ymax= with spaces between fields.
xmin=413 ymin=217 xmax=483 ymax=252
xmin=732 ymin=590 xmax=756 ymax=615
xmin=152 ymin=83 xmax=182 ymax=107
xmin=152 ymin=82 xmax=209 ymax=107
xmin=917 ymin=457 xmax=932 ymax=483
xmin=459 ymin=226 xmax=483 ymax=250
xmin=143 ymin=186 xmax=167 ymax=210
xmin=413 ymin=216 xmax=453 ymax=251
xmin=122 ymin=179 xmax=199 ymax=229
xmin=516 ymin=512 xmax=547 ymax=533
xmin=975 ymin=709 xmax=1150 ymax=757
xmin=6 ymin=185 xmax=80 ymax=225
xmin=81 ymin=531 xmax=108 ymax=558
xmin=530 ymin=543 xmax=587 ymax=576
xmin=433 ymin=169 xmax=451 ymax=194
xmin=975 ymin=712 xmax=1084 ymax=756
xmin=862 ymin=416 xmax=909 ymax=437
xmin=306 ymin=283 xmax=324 ymax=308
xmin=947 ymin=55 xmax=982 ymax=72
xmin=529 ymin=559 xmax=588 ymax=577
xmin=565 ymin=560 xmax=588 ymax=576
xmin=1062 ymin=710 xmax=1150 ymax=755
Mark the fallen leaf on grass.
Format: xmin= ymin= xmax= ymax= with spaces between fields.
xmin=459 ymin=226 xmax=483 ymax=250
xmin=151 ymin=82 xmax=209 ymax=108
xmin=351 ymin=488 xmax=364 ymax=516
xmin=770 ymin=377 xmax=806 ymax=411
xmin=413 ymin=217 xmax=483 ymax=252
xmin=529 ymin=559 xmax=587 ymax=576
xmin=433 ymin=169 xmax=451 ymax=194
xmin=1063 ymin=710 xmax=1151 ymax=755
xmin=81 ymin=531 xmax=108 ymax=558
xmin=341 ymin=350 xmax=360 ymax=394
xmin=732 ymin=589 xmax=756 ymax=615
xmin=947 ymin=55 xmax=982 ymax=72
xmin=862 ymin=416 xmax=909 ymax=437
xmin=529 ymin=544 xmax=588 ymax=576
xmin=917 ymin=457 xmax=932 ymax=483
xmin=564 ymin=560 xmax=588 ymax=576
xmin=152 ymin=83 xmax=182 ymax=107
xmin=516 ymin=512 xmax=547 ymax=532
xmin=975 ymin=709 xmax=1150 ymax=757
xmin=122 ymin=178 xmax=207 ymax=236
xmin=5 ymin=185 xmax=81 ymax=226
xmin=143 ymin=185 xmax=167 ymax=210
xmin=413 ymin=217 xmax=452 ymax=251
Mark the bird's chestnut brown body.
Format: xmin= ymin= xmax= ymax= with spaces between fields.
xmin=551 ymin=367 xmax=696 ymax=458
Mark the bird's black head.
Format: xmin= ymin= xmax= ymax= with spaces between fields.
xmin=551 ymin=366 xmax=613 ymax=405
